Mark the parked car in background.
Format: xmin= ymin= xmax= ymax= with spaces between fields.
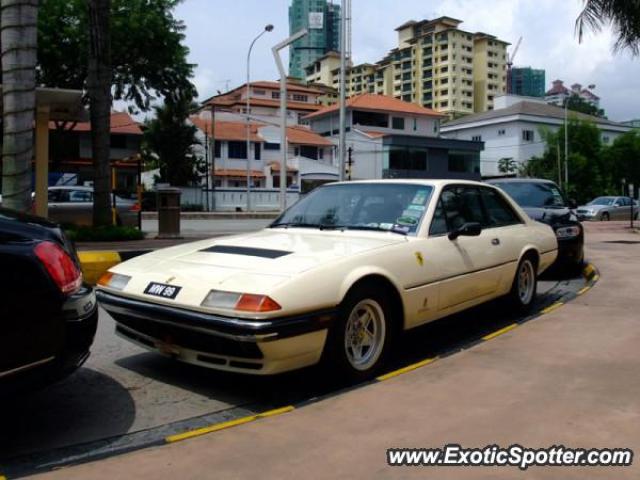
xmin=488 ymin=178 xmax=583 ymax=272
xmin=46 ymin=186 xmax=140 ymax=227
xmin=0 ymin=208 xmax=98 ymax=394
xmin=97 ymin=180 xmax=557 ymax=380
xmin=577 ymin=196 xmax=639 ymax=221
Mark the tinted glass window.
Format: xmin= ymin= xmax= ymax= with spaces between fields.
xmin=587 ymin=197 xmax=614 ymax=206
xmin=438 ymin=186 xmax=486 ymax=231
xmin=493 ymin=181 xmax=565 ymax=208
xmin=481 ymin=188 xmax=521 ymax=227
xmin=48 ymin=190 xmax=69 ymax=202
xmin=429 ymin=197 xmax=448 ymax=235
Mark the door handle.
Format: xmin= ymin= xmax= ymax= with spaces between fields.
xmin=491 ymin=238 xmax=500 ymax=246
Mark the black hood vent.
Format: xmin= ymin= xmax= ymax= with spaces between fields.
xmin=200 ymin=245 xmax=292 ymax=259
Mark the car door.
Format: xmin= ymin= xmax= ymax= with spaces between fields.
xmin=427 ymin=185 xmax=505 ymax=312
xmin=47 ymin=189 xmax=69 ymax=223
xmin=612 ymin=197 xmax=626 ymax=219
xmin=68 ymin=189 xmax=94 ymax=226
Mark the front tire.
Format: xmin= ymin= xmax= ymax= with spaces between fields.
xmin=507 ymin=256 xmax=537 ymax=311
xmin=323 ymin=284 xmax=393 ymax=381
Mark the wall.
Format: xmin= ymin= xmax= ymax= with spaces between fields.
xmin=180 ymin=186 xmax=299 ymax=212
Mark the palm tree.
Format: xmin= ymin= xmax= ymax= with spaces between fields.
xmin=87 ymin=0 xmax=112 ymax=226
xmin=1 ymin=0 xmax=38 ymax=212
xmin=576 ymin=0 xmax=640 ymax=55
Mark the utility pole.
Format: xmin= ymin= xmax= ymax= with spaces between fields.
xmin=210 ymin=105 xmax=216 ymax=211
xmin=338 ymin=0 xmax=351 ymax=181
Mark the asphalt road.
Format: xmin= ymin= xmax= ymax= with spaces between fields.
xmin=0 ymin=272 xmax=585 ymax=476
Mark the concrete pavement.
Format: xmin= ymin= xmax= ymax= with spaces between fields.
xmin=31 ymin=223 xmax=640 ymax=479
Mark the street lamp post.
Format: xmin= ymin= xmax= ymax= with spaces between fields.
xmin=246 ymin=24 xmax=274 ymax=212
xmin=271 ymin=28 xmax=308 ymax=211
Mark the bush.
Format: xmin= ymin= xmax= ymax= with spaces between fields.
xmin=65 ymin=225 xmax=145 ymax=242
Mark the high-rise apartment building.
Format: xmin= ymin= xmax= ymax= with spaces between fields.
xmin=289 ymin=0 xmax=341 ymax=80
xmin=508 ymin=67 xmax=546 ymax=97
xmin=304 ymin=16 xmax=510 ymax=117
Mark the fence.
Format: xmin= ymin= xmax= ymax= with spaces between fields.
xmin=179 ymin=187 xmax=300 ymax=212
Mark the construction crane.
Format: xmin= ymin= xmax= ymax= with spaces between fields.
xmin=506 ymin=36 xmax=522 ymax=94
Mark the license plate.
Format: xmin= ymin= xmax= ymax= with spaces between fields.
xmin=144 ymin=282 xmax=182 ymax=299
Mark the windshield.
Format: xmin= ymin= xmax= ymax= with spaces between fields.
xmin=270 ymin=183 xmax=434 ymax=235
xmin=493 ymin=181 xmax=566 ymax=208
xmin=587 ymin=197 xmax=615 ymax=206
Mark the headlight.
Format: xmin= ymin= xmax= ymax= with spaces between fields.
xmin=97 ymin=272 xmax=131 ymax=290
xmin=201 ymin=290 xmax=282 ymax=313
xmin=555 ymin=225 xmax=581 ymax=239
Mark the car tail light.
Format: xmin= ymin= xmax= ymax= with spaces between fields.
xmin=34 ymin=241 xmax=83 ymax=295
xmin=129 ymin=203 xmax=141 ymax=212
xmin=201 ymin=290 xmax=281 ymax=313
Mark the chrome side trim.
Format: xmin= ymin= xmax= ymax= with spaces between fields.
xmin=0 ymin=356 xmax=55 ymax=379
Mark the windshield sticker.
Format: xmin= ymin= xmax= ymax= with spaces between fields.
xmin=396 ymin=215 xmax=419 ymax=226
xmin=407 ymin=204 xmax=426 ymax=212
xmin=411 ymin=190 xmax=429 ymax=205
xmin=379 ymin=223 xmax=394 ymax=230
xmin=392 ymin=224 xmax=411 ymax=234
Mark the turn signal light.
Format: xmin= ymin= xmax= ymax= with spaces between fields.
xmin=98 ymin=272 xmax=130 ymax=290
xmin=201 ymin=290 xmax=281 ymax=312
xmin=236 ymin=294 xmax=282 ymax=312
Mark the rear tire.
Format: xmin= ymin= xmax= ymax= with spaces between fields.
xmin=506 ymin=256 xmax=537 ymax=312
xmin=323 ymin=284 xmax=394 ymax=382
xmin=601 ymin=212 xmax=610 ymax=221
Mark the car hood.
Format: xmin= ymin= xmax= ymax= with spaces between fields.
xmin=110 ymin=228 xmax=407 ymax=293
xmin=523 ymin=207 xmax=577 ymax=225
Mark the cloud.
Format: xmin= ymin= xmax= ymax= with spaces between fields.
xmin=175 ymin=0 xmax=639 ymax=120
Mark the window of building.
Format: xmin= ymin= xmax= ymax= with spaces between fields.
xmin=292 ymin=94 xmax=308 ymax=102
xmin=441 ymin=77 xmax=449 ymax=85
xmin=213 ymin=140 xmax=221 ymax=158
xmin=402 ymin=82 xmax=412 ymax=92
xmin=388 ymin=147 xmax=428 ymax=172
xmin=402 ymin=71 xmax=411 ymax=80
xmin=448 ymin=151 xmax=481 ymax=174
xmin=423 ymin=80 xmax=432 ymax=90
xmin=300 ymin=145 xmax=319 ymax=159
xmin=498 ymin=129 xmax=506 ymax=136
xmin=413 ymin=118 xmax=418 ymax=131
xmin=253 ymin=89 xmax=266 ymax=95
xmin=264 ymin=142 xmax=280 ymax=150
xmin=522 ymin=130 xmax=534 ymax=142
xmin=110 ymin=135 xmax=127 ymax=149
xmin=353 ymin=110 xmax=388 ymax=127
xmin=602 ymin=135 xmax=610 ymax=144
xmin=271 ymin=91 xmax=280 ymax=99
xmin=402 ymin=94 xmax=412 ymax=102
xmin=440 ymin=100 xmax=448 ymax=108
xmin=441 ymin=56 xmax=448 ymax=63
xmin=472 ymin=135 xmax=482 ymax=142
xmin=228 ymin=141 xmax=247 ymax=159
xmin=392 ymin=117 xmax=405 ymax=130
xmin=254 ymin=142 xmax=261 ymax=160
xmin=272 ymin=175 xmax=294 ymax=188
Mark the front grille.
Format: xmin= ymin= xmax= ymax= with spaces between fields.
xmin=112 ymin=314 xmax=263 ymax=359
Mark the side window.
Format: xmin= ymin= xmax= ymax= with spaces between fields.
xmin=429 ymin=197 xmax=448 ymax=235
xmin=50 ymin=190 xmax=70 ymax=203
xmin=623 ymin=197 xmax=632 ymax=206
xmin=480 ymin=188 xmax=521 ymax=227
xmin=69 ymin=190 xmax=93 ymax=203
xmin=433 ymin=186 xmax=486 ymax=233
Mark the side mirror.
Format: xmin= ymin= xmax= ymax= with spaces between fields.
xmin=448 ymin=222 xmax=482 ymax=241
xmin=568 ymin=199 xmax=578 ymax=209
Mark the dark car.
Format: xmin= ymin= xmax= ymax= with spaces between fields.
xmin=488 ymin=178 xmax=584 ymax=271
xmin=0 ymin=208 xmax=98 ymax=394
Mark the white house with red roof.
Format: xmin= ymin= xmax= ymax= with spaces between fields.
xmin=545 ymin=80 xmax=600 ymax=108
xmin=303 ymin=94 xmax=484 ymax=180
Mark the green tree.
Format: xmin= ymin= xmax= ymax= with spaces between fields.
xmin=602 ymin=130 xmax=640 ymax=194
xmin=576 ymin=0 xmax=640 ymax=55
xmin=38 ymin=0 xmax=195 ymax=223
xmin=564 ymin=94 xmax=606 ymax=118
xmin=38 ymin=0 xmax=196 ymax=109
xmin=143 ymin=94 xmax=200 ymax=186
xmin=498 ymin=157 xmax=517 ymax=174
xmin=522 ymin=119 xmax=608 ymax=203
xmin=87 ymin=0 xmax=112 ymax=226
xmin=1 ymin=0 xmax=38 ymax=212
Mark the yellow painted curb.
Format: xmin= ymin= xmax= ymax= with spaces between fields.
xmin=78 ymin=251 xmax=121 ymax=286
xmin=482 ymin=323 xmax=518 ymax=341
xmin=577 ymin=286 xmax=591 ymax=295
xmin=540 ymin=302 xmax=564 ymax=315
xmin=376 ymin=357 xmax=438 ymax=381
xmin=165 ymin=406 xmax=295 ymax=444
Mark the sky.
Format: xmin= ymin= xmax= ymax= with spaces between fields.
xmin=172 ymin=0 xmax=640 ymax=121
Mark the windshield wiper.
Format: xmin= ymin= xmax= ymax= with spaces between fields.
xmin=270 ymin=222 xmax=322 ymax=229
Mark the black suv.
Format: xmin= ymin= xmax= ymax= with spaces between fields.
xmin=488 ymin=178 xmax=584 ymax=271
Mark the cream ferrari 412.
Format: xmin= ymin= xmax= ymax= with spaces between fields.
xmin=97 ymin=180 xmax=558 ymax=379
